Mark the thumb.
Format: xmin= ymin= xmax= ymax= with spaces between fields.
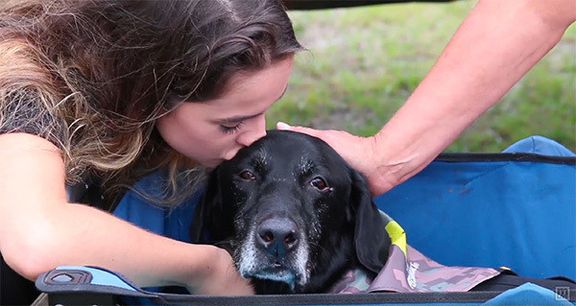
xmin=276 ymin=121 xmax=293 ymax=130
xmin=276 ymin=122 xmax=324 ymax=138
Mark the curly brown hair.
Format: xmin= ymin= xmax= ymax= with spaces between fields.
xmin=0 ymin=0 xmax=303 ymax=208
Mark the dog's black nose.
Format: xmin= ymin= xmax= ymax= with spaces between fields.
xmin=256 ymin=217 xmax=299 ymax=258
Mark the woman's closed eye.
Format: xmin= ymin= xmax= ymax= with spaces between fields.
xmin=219 ymin=121 xmax=244 ymax=134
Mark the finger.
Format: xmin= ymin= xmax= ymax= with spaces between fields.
xmin=277 ymin=122 xmax=325 ymax=138
xmin=276 ymin=121 xmax=292 ymax=130
xmin=277 ymin=121 xmax=317 ymax=134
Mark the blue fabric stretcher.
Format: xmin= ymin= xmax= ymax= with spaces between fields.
xmin=376 ymin=136 xmax=576 ymax=280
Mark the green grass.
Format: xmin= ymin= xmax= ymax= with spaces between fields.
xmin=267 ymin=1 xmax=576 ymax=153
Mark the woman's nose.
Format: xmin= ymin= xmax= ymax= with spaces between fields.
xmin=237 ymin=115 xmax=267 ymax=147
xmin=223 ymin=115 xmax=267 ymax=161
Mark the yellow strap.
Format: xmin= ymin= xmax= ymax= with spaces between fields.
xmin=385 ymin=220 xmax=407 ymax=256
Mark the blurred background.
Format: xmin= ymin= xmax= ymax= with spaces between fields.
xmin=268 ymin=0 xmax=576 ymax=152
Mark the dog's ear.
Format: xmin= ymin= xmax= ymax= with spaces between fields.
xmin=189 ymin=169 xmax=222 ymax=243
xmin=350 ymin=170 xmax=391 ymax=274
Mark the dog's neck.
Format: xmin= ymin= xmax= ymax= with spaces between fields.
xmin=303 ymin=238 xmax=359 ymax=293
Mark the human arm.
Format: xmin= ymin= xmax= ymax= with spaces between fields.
xmin=0 ymin=133 xmax=253 ymax=295
xmin=278 ymin=0 xmax=576 ymax=195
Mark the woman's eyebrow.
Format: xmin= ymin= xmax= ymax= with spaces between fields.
xmin=217 ymin=86 xmax=288 ymax=124
xmin=218 ymin=113 xmax=262 ymax=124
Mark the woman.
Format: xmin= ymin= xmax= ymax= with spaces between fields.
xmin=0 ymin=0 xmax=302 ymax=303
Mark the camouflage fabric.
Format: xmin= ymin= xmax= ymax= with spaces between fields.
xmin=328 ymin=212 xmax=500 ymax=293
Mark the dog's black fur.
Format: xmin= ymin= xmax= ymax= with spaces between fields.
xmin=190 ymin=130 xmax=391 ymax=294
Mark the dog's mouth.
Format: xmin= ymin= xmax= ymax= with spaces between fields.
xmin=242 ymin=262 xmax=300 ymax=288
xmin=216 ymin=239 xmax=300 ymax=285
xmin=236 ymin=242 xmax=310 ymax=289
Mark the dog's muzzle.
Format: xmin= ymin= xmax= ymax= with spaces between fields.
xmin=237 ymin=215 xmax=310 ymax=288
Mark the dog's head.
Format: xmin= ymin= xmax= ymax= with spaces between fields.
xmin=190 ymin=130 xmax=390 ymax=293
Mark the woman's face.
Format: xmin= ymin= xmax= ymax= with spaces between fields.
xmin=156 ymin=57 xmax=294 ymax=168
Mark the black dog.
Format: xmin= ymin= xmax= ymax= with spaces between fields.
xmin=190 ymin=130 xmax=391 ymax=294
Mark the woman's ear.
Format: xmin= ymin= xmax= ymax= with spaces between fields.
xmin=350 ymin=170 xmax=391 ymax=274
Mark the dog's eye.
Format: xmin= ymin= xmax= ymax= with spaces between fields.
xmin=239 ymin=170 xmax=256 ymax=181
xmin=310 ymin=177 xmax=330 ymax=192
